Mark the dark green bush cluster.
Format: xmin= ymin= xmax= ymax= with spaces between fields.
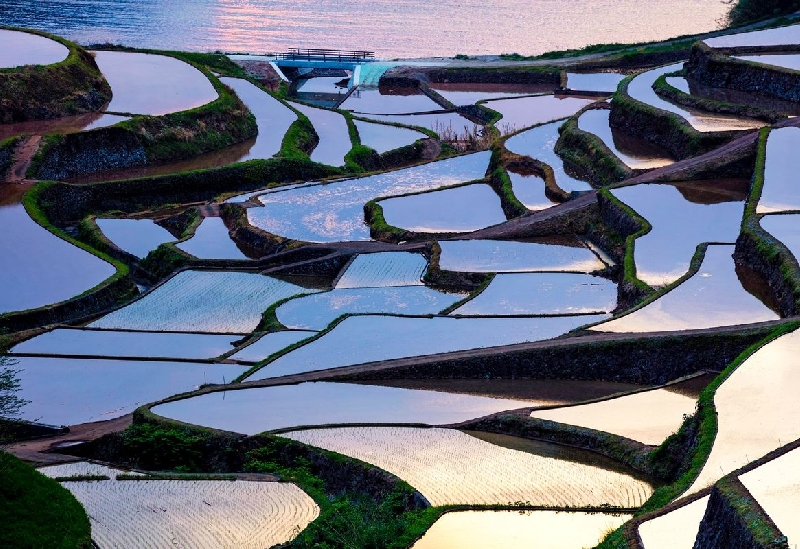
xmin=728 ymin=0 xmax=800 ymax=25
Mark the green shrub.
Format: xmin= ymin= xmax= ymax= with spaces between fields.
xmin=727 ymin=0 xmax=800 ymax=25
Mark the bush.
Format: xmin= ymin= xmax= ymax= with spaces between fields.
xmin=727 ymin=0 xmax=800 ymax=25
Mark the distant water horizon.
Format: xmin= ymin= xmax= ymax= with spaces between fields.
xmin=0 ymin=0 xmax=730 ymax=59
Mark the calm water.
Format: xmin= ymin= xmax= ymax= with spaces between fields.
xmin=0 ymin=0 xmax=728 ymax=59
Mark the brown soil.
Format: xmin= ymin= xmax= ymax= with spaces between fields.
xmin=6 ymin=135 xmax=41 ymax=183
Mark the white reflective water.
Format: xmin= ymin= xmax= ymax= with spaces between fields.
xmin=704 ymin=23 xmax=800 ymax=48
xmin=486 ymin=95 xmax=596 ymax=135
xmin=336 ymin=252 xmax=428 ymax=288
xmin=736 ymin=54 xmax=800 ymax=72
xmin=507 ymin=169 xmax=555 ymax=211
xmin=341 ymin=89 xmax=441 ymax=114
xmin=757 ymin=127 xmax=800 ymax=213
xmin=577 ymin=109 xmax=673 ymax=169
xmin=353 ymin=119 xmax=425 ymax=154
xmin=229 ymin=331 xmax=317 ymax=363
xmin=0 ymin=29 xmax=68 ymax=68
xmin=566 ymin=72 xmax=625 ymax=93
xmin=289 ymin=101 xmax=351 ymax=167
xmin=96 ymin=218 xmax=175 ymax=258
xmin=438 ymin=239 xmax=603 ymax=273
xmin=177 ymin=217 xmax=248 ymax=260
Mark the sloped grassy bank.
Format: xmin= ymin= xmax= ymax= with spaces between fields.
xmin=0 ymin=27 xmax=111 ymax=123
xmin=0 ymin=451 xmax=92 ymax=549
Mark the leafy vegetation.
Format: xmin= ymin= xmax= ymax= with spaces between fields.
xmin=0 ymin=451 xmax=92 ymax=549
xmin=727 ymin=0 xmax=800 ymax=25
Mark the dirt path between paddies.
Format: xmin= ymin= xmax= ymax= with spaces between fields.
xmin=6 ymin=414 xmax=132 ymax=466
xmin=5 ymin=135 xmax=41 ymax=183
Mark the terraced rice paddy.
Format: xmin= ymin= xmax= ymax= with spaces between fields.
xmin=566 ymin=72 xmax=625 ymax=92
xmin=92 ymin=51 xmax=218 ymax=115
xmin=504 ymin=121 xmax=594 ymax=192
xmin=429 ymin=84 xmax=552 ymax=105
xmin=360 ymin=111 xmax=473 ymax=134
xmin=10 ymin=328 xmax=237 ymax=360
xmin=248 ymin=314 xmax=606 ymax=379
xmin=704 ymin=23 xmax=800 ymax=48
xmin=591 ymin=245 xmax=778 ymax=333
xmin=737 ymin=54 xmax=800 ymax=72
xmin=507 ymin=168 xmax=555 ymax=210
xmin=760 ymin=214 xmax=800 ymax=259
xmin=379 ymin=184 xmax=507 ymax=233
xmin=452 ymin=273 xmax=616 ymax=316
xmin=531 ymin=387 xmax=697 ymax=445
xmin=739 ymin=447 xmax=800 ymax=544
xmin=246 ymin=151 xmax=490 ymax=242
xmin=353 ymin=119 xmax=425 ymax=154
xmin=219 ymin=77 xmax=297 ymax=160
xmin=485 ymin=95 xmax=597 ymax=134
xmin=610 ymin=182 xmax=747 ymax=285
xmin=0 ymin=113 xmax=128 ymax=141
xmin=637 ymin=495 xmax=710 ymax=549
xmin=756 ymin=127 xmax=800 ymax=213
xmin=90 ymin=270 xmax=315 ymax=333
xmin=176 ymin=217 xmax=248 ymax=260
xmin=151 ymin=381 xmax=535 ymax=434
xmin=39 ymin=462 xmax=144 ymax=479
xmin=0 ymin=28 xmax=68 ymax=67
xmin=0 ymin=197 xmax=116 ymax=314
xmin=577 ymin=109 xmax=673 ymax=169
xmin=412 ymin=510 xmax=630 ymax=549
xmin=96 ymin=218 xmax=176 ymax=258
xmin=288 ymin=101 xmax=351 ymax=166
xmin=340 ymin=89 xmax=441 ymax=114
xmin=437 ymin=239 xmax=604 ymax=273
xmin=13 ymin=356 xmax=243 ymax=425
xmin=335 ymin=252 xmax=427 ymax=288
xmin=687 ymin=328 xmax=800 ymax=493
xmin=60 ymin=476 xmax=318 ymax=549
xmin=228 ymin=331 xmax=317 ymax=362
xmin=626 ymin=64 xmax=764 ymax=132
xmin=276 ymin=286 xmax=464 ymax=330
xmin=283 ymin=427 xmax=653 ymax=506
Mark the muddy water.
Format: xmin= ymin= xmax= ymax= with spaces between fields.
xmin=151 ymin=381 xmax=537 ymax=435
xmin=0 ymin=185 xmax=116 ymax=314
xmin=0 ymin=113 xmax=128 ymax=141
xmin=504 ymin=121 xmax=593 ymax=193
xmin=246 ymin=151 xmax=490 ymax=242
xmin=3 ymin=0 xmax=728 ymax=59
xmin=176 ymin=217 xmax=249 ymax=260
xmin=452 ymin=272 xmax=616 ymax=316
xmin=627 ymin=64 xmax=765 ymax=133
xmin=704 ymin=23 xmax=800 ymax=48
xmin=219 ymin=77 xmax=297 ymax=160
xmin=352 ymin=120 xmax=425 ymax=154
xmin=412 ymin=510 xmax=629 ymax=549
xmin=578 ymin=109 xmax=673 ymax=169
xmin=591 ymin=245 xmax=779 ymax=333
xmin=335 ymin=252 xmax=427 ymax=288
xmin=92 ymin=51 xmax=218 ymax=115
xmin=485 ymin=95 xmax=597 ymax=135
xmin=687 ymin=327 xmax=800 ymax=494
xmin=247 ymin=314 xmax=606 ymax=380
xmin=739 ymin=447 xmax=800 ymax=544
xmin=12 ymin=356 xmax=244 ymax=426
xmin=531 ymin=387 xmax=697 ymax=445
xmin=438 ymin=239 xmax=603 ymax=273
xmin=95 ymin=218 xmax=175 ymax=258
xmin=340 ymin=88 xmax=441 ymax=114
xmin=10 ymin=328 xmax=236 ymax=360
xmin=429 ymin=84 xmax=555 ymax=106
xmin=288 ymin=101 xmax=351 ymax=166
xmin=757 ymin=127 xmax=800 ymax=213
xmin=638 ymin=495 xmax=709 ymax=549
xmin=276 ymin=286 xmax=463 ymax=330
xmin=610 ymin=182 xmax=746 ymax=286
xmin=379 ymin=184 xmax=506 ymax=233
xmin=507 ymin=168 xmax=556 ymax=210
xmin=0 ymin=28 xmax=68 ymax=68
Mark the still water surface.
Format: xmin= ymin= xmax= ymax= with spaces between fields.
xmin=1 ymin=0 xmax=728 ymax=58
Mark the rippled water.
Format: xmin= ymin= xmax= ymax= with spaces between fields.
xmin=0 ymin=0 xmax=728 ymax=58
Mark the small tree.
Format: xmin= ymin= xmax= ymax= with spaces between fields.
xmin=0 ymin=355 xmax=28 ymax=422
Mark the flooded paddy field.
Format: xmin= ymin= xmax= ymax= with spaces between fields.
xmin=0 ymin=28 xmax=68 ymax=67
xmin=283 ymin=426 xmax=653 ymax=506
xmin=577 ymin=109 xmax=673 ymax=169
xmin=340 ymin=88 xmax=441 ymax=114
xmin=246 ymin=151 xmax=490 ymax=242
xmin=504 ymin=121 xmax=593 ymax=193
xmin=335 ymin=252 xmax=427 ymax=288
xmin=151 ymin=381 xmax=535 ymax=434
xmin=276 ymin=286 xmax=464 ymax=330
xmin=52 ymin=472 xmax=318 ymax=549
xmin=0 ymin=113 xmax=128 ymax=141
xmin=452 ymin=272 xmax=616 ymax=316
xmin=506 ymin=168 xmax=556 ymax=210
xmin=704 ymin=23 xmax=800 ymax=48
xmin=412 ymin=510 xmax=630 ymax=549
xmin=637 ymin=495 xmax=710 ymax=549
xmin=756 ymin=127 xmax=800 ymax=213
xmin=358 ymin=111 xmax=474 ymax=134
xmin=566 ymin=72 xmax=625 ymax=93
xmin=353 ymin=119 xmax=425 ymax=154
xmin=429 ymin=83 xmax=554 ymax=105
xmin=760 ymin=214 xmax=800 ymax=260
xmin=228 ymin=331 xmax=317 ymax=362
xmin=176 ymin=217 xmax=249 ymax=260
xmin=90 ymin=270 xmax=317 ymax=333
xmin=592 ymin=245 xmax=779 ymax=333
xmin=13 ymin=356 xmax=243 ymax=425
xmin=379 ymin=184 xmax=507 ymax=233
xmin=95 ymin=218 xmax=176 ymax=258
xmin=485 ymin=95 xmax=597 ymax=134
xmin=288 ymin=101 xmax=351 ymax=166
xmin=610 ymin=181 xmax=747 ymax=286
xmin=736 ymin=53 xmax=800 ymax=71
xmin=437 ymin=239 xmax=604 ymax=273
